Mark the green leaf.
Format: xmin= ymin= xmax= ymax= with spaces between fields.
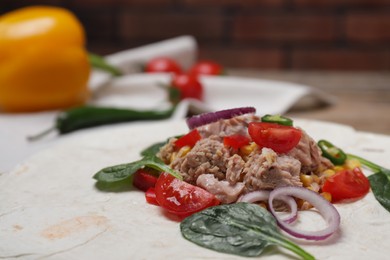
xmin=93 ymin=155 xmax=182 ymax=184
xmin=180 ymin=203 xmax=314 ymax=260
xmin=140 ymin=141 xmax=167 ymax=157
xmin=368 ymin=169 xmax=390 ymax=213
xmin=88 ymin=53 xmax=122 ymax=76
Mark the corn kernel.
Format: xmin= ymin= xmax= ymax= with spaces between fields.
xmin=312 ymin=175 xmax=320 ymax=184
xmin=178 ymin=146 xmax=191 ymax=158
xmin=300 ymin=174 xmax=313 ymax=187
xmin=317 ymin=164 xmax=327 ymax=174
xmin=310 ymin=182 xmax=320 ymax=192
xmin=320 ymin=192 xmax=332 ymax=202
xmin=306 ymin=186 xmax=317 ymax=192
xmin=300 ymin=200 xmax=313 ymax=210
xmin=344 ymin=158 xmax=361 ymax=170
xmin=240 ymin=142 xmax=257 ymax=156
xmin=333 ymin=166 xmax=344 ymax=172
xmin=323 ymin=169 xmax=336 ymax=178
xmin=296 ymin=198 xmax=305 ymax=208
xmin=169 ymin=152 xmax=177 ymax=164
xmin=257 ymin=202 xmax=267 ymax=209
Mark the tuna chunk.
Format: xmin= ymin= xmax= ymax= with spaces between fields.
xmin=226 ymin=154 xmax=245 ymax=185
xmin=171 ymin=136 xmax=230 ymax=184
xmin=287 ymin=130 xmax=333 ymax=174
xmin=197 ymin=114 xmax=259 ymax=140
xmin=157 ymin=138 xmax=177 ymax=164
xmin=243 ymin=148 xmax=302 ymax=192
xmin=196 ymin=174 xmax=245 ymax=204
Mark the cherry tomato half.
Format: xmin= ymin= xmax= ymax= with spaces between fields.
xmin=174 ymin=129 xmax=201 ymax=148
xmin=223 ymin=134 xmax=250 ymax=149
xmin=132 ymin=169 xmax=158 ymax=192
xmin=154 ymin=172 xmax=219 ymax=216
xmin=248 ymin=122 xmax=302 ymax=154
xmin=171 ymin=74 xmax=203 ymax=101
xmin=188 ymin=60 xmax=223 ymax=76
xmin=145 ymin=187 xmax=159 ymax=206
xmin=322 ymin=167 xmax=370 ymax=202
xmin=145 ymin=57 xmax=182 ymax=74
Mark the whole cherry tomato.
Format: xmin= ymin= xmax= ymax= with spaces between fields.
xmin=188 ymin=60 xmax=223 ymax=76
xmin=145 ymin=57 xmax=182 ymax=74
xmin=170 ymin=73 xmax=203 ymax=102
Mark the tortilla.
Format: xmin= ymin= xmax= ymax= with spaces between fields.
xmin=1 ymin=119 xmax=390 ymax=259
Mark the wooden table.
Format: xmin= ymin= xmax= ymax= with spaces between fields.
xmin=230 ymin=70 xmax=390 ymax=135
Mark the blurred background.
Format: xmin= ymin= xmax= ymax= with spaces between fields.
xmin=2 ymin=0 xmax=389 ymax=71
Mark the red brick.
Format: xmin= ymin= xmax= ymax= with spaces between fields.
xmin=291 ymin=49 xmax=390 ymax=70
xmin=119 ymin=12 xmax=224 ymax=41
xmin=292 ymin=0 xmax=390 ymax=8
xmin=232 ymin=14 xmax=337 ymax=43
xmin=181 ymin=0 xmax=285 ymax=8
xmin=198 ymin=47 xmax=284 ymax=69
xmin=346 ymin=12 xmax=390 ymax=43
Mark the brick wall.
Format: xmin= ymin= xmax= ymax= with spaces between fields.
xmin=2 ymin=0 xmax=390 ymax=70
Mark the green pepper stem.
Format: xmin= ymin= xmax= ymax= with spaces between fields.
xmin=88 ymin=53 xmax=122 ymax=76
xmin=26 ymin=126 xmax=56 ymax=142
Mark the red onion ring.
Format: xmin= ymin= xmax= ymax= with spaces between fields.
xmin=269 ymin=186 xmax=340 ymax=241
xmin=238 ymin=190 xmax=298 ymax=224
xmin=186 ymin=107 xmax=256 ymax=130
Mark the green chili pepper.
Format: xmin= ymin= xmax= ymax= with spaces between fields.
xmin=28 ymin=106 xmax=175 ymax=141
xmin=261 ymin=114 xmax=293 ymax=126
xmin=317 ymin=139 xmax=347 ymax=165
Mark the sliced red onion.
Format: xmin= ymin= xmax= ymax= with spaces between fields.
xmin=238 ymin=190 xmax=270 ymax=203
xmin=186 ymin=107 xmax=256 ymax=130
xmin=238 ymin=190 xmax=298 ymax=224
xmin=269 ymin=186 xmax=340 ymax=241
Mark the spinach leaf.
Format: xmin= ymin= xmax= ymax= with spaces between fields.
xmin=368 ymin=169 xmax=390 ymax=213
xmin=140 ymin=141 xmax=167 ymax=157
xmin=140 ymin=135 xmax=183 ymax=157
xmin=180 ymin=203 xmax=314 ymax=260
xmin=93 ymin=155 xmax=182 ymax=183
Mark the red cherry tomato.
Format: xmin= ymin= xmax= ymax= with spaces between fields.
xmin=132 ymin=169 xmax=158 ymax=192
xmin=171 ymin=74 xmax=203 ymax=101
xmin=145 ymin=57 xmax=182 ymax=74
xmin=322 ymin=167 xmax=370 ymax=202
xmin=174 ymin=129 xmax=201 ymax=148
xmin=145 ymin=187 xmax=159 ymax=206
xmin=223 ymin=134 xmax=250 ymax=149
xmin=189 ymin=60 xmax=223 ymax=76
xmin=154 ymin=172 xmax=219 ymax=216
xmin=248 ymin=122 xmax=302 ymax=154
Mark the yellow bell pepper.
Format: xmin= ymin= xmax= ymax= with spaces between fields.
xmin=0 ymin=6 xmax=90 ymax=112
